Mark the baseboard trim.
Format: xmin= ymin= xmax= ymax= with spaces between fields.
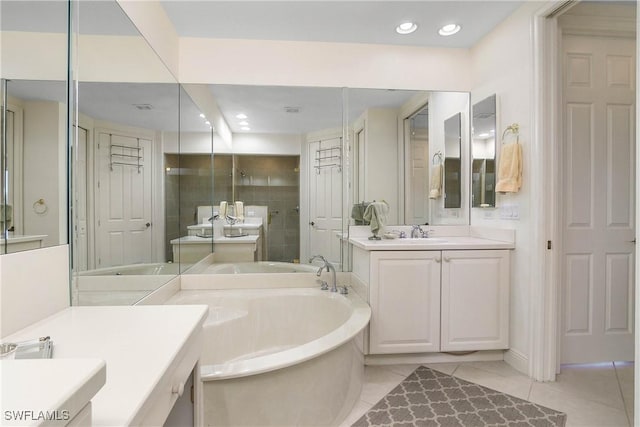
xmin=365 ymin=350 xmax=505 ymax=366
xmin=504 ymin=348 xmax=529 ymax=376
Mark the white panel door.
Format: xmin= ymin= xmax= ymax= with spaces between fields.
xmin=369 ymin=250 xmax=441 ymax=354
xmin=96 ymin=131 xmax=153 ymax=268
xmin=441 ymin=250 xmax=510 ymax=351
xmin=561 ymin=35 xmax=635 ymax=363
xmin=308 ymin=138 xmax=342 ymax=267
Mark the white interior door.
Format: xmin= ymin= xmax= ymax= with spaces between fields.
xmin=308 ymin=138 xmax=342 ymax=267
xmin=561 ymin=34 xmax=635 ymax=363
xmin=96 ymin=130 xmax=153 ymax=268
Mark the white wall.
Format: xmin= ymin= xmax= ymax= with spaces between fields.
xmin=23 ymin=100 xmax=67 ymax=247
xmin=163 ymin=131 xmax=301 ymax=155
xmin=469 ymin=2 xmax=543 ymax=373
xmin=0 ymin=245 xmax=70 ymax=338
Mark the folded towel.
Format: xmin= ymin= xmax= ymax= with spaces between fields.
xmin=234 ymin=201 xmax=244 ymax=221
xmin=363 ymin=201 xmax=389 ymax=235
xmin=495 ymin=143 xmax=523 ymax=193
xmin=351 ymin=203 xmax=369 ymax=225
xmin=429 ymin=164 xmax=443 ymax=199
xmin=219 ymin=201 xmax=228 ymax=218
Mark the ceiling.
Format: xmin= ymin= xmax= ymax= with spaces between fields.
xmin=160 ymin=1 xmax=524 ymax=49
xmin=2 ymin=1 xmax=523 ymax=134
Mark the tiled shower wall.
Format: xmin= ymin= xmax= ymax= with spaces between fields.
xmin=235 ymin=155 xmax=300 ymax=263
xmin=164 ymin=154 xmax=300 ymax=263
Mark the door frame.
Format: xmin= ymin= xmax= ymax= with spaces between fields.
xmin=531 ymin=0 xmax=638 ymax=390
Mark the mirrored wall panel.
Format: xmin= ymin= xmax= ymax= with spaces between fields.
xmin=471 ymin=95 xmax=497 ymax=208
xmin=1 ymin=1 xmax=69 ymax=254
xmin=71 ymin=1 xmax=182 ymax=305
xmin=346 ymin=89 xmax=470 ymax=228
xmin=179 ymin=84 xmax=344 ymax=273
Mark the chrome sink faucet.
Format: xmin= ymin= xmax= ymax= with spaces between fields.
xmin=309 ymin=255 xmax=346 ymax=294
xmin=411 ymin=225 xmax=430 ymax=238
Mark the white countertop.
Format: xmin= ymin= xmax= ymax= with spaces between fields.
xmin=1 ymin=359 xmax=106 ymax=426
xmin=349 ymin=235 xmax=515 ymax=251
xmin=171 ymin=235 xmax=259 ymax=245
xmin=2 ymin=305 xmax=208 ymax=426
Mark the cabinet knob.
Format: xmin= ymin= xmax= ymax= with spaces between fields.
xmin=435 ymin=257 xmax=441 ymax=263
xmin=444 ymin=257 xmax=451 ymax=262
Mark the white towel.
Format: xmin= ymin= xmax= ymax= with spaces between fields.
xmin=219 ymin=201 xmax=228 ymax=218
xmin=234 ymin=201 xmax=244 ymax=221
xmin=495 ymin=143 xmax=523 ymax=193
xmin=363 ymin=201 xmax=389 ymax=235
xmin=429 ymin=164 xmax=443 ymax=199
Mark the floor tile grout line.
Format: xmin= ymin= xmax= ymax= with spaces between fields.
xmin=613 ymin=362 xmax=633 ymax=427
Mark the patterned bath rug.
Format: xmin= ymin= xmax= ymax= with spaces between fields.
xmin=352 ymin=366 xmax=567 ymax=427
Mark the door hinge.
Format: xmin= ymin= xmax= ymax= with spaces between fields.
xmin=547 ymin=240 xmax=552 ymax=250
xmin=97 ymin=181 xmax=100 ymax=189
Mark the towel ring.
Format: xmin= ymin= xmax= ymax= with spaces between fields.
xmin=33 ymin=198 xmax=48 ymax=215
xmin=432 ymin=151 xmax=443 ymax=165
xmin=502 ymin=123 xmax=520 ymax=144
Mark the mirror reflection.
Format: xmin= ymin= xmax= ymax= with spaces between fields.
xmin=444 ymin=112 xmax=462 ymax=209
xmin=471 ymin=94 xmax=497 ymax=208
xmin=1 ymin=1 xmax=69 ymax=254
xmin=71 ymin=1 xmax=182 ymax=305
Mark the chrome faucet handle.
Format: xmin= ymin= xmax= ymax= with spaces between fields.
xmin=398 ymin=231 xmax=406 ymax=238
xmin=319 ymin=280 xmax=329 ymax=291
xmin=339 ymin=285 xmax=348 ymax=295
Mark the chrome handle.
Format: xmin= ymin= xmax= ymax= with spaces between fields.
xmin=629 ymin=239 xmax=636 ymax=244
xmin=310 ymin=221 xmax=315 ymax=226
xmin=145 ymin=222 xmax=151 ymax=228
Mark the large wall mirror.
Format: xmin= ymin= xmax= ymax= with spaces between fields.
xmin=173 ymin=84 xmax=344 ymax=272
xmin=471 ymin=94 xmax=497 ymax=208
xmin=346 ymin=89 xmax=470 ymax=228
xmin=1 ymin=1 xmax=69 ymax=254
xmin=70 ymin=1 xmax=183 ymax=305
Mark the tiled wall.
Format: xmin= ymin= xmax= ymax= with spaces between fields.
xmin=235 ymin=156 xmax=300 ymax=262
xmin=164 ymin=154 xmax=300 ymax=263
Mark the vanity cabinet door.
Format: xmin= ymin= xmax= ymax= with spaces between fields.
xmin=441 ymin=250 xmax=510 ymax=351
xmin=369 ymin=250 xmax=441 ymax=354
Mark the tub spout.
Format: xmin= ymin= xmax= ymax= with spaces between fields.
xmin=309 ymin=255 xmax=338 ymax=293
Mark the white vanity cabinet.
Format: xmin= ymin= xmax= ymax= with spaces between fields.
xmin=441 ymin=250 xmax=510 ymax=351
xmin=369 ymin=250 xmax=441 ymax=354
xmin=352 ymin=237 xmax=512 ymax=355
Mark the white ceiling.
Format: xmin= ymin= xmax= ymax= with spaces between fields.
xmin=2 ymin=1 xmax=521 ymax=134
xmin=160 ymin=1 xmax=524 ymax=48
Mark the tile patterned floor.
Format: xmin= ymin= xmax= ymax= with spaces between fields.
xmin=340 ymin=361 xmax=634 ymax=427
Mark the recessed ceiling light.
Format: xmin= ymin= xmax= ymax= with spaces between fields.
xmin=205 ymin=121 xmax=211 ymax=125
xmin=199 ymin=113 xmax=205 ymax=118
xmin=236 ymin=113 xmax=248 ymax=119
xmin=478 ymin=133 xmax=490 ymax=138
xmin=396 ymin=22 xmax=418 ymax=35
xmin=241 ymin=126 xmax=250 ymax=131
xmin=238 ymin=121 xmax=249 ymax=126
xmin=438 ymin=24 xmax=461 ymax=36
